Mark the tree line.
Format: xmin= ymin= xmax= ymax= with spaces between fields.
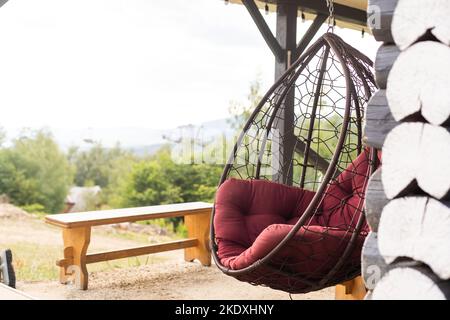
xmin=0 ymin=78 xmax=262 ymax=231
xmin=0 ymin=129 xmax=222 ymax=218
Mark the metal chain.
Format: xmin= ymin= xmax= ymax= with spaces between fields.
xmin=326 ymin=0 xmax=335 ymax=33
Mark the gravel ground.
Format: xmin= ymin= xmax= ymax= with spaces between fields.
xmin=18 ymin=258 xmax=334 ymax=300
xmin=1 ymin=207 xmax=334 ymax=300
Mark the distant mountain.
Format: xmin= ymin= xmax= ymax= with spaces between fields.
xmin=2 ymin=117 xmax=236 ymax=157
xmin=128 ymin=143 xmax=165 ymax=157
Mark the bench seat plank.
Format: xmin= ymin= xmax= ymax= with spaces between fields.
xmin=45 ymin=202 xmax=212 ymax=228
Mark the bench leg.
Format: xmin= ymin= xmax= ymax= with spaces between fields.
xmin=335 ymin=276 xmax=367 ymax=300
xmin=184 ymin=212 xmax=211 ymax=266
xmin=58 ymin=227 xmax=91 ymax=290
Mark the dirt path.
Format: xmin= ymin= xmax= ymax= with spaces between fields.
xmin=18 ymin=259 xmax=334 ymax=300
xmin=1 ymin=214 xmax=334 ymax=300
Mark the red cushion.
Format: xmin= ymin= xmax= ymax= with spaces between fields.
xmin=213 ymin=150 xmax=374 ymax=292
xmin=214 ymin=178 xmax=316 ymax=251
xmin=318 ymin=149 xmax=372 ymax=230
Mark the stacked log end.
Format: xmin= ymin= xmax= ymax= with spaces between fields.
xmin=363 ymin=0 xmax=450 ymax=299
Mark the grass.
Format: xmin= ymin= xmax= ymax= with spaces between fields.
xmin=0 ymin=217 xmax=176 ymax=282
xmin=2 ymin=242 xmax=61 ymax=281
xmin=1 ymin=241 xmax=168 ymax=282
xmin=97 ymin=227 xmax=157 ymax=243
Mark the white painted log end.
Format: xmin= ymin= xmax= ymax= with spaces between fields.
xmin=378 ymin=197 xmax=450 ymax=280
xmin=372 ymin=266 xmax=450 ymax=299
xmin=392 ymin=0 xmax=450 ymax=49
xmin=387 ymin=41 xmax=450 ymax=125
xmin=417 ymin=125 xmax=450 ymax=199
xmin=382 ymin=123 xmax=450 ymax=199
xmin=381 ymin=123 xmax=422 ymax=199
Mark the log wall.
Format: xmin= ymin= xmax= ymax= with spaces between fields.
xmin=363 ymin=0 xmax=450 ymax=299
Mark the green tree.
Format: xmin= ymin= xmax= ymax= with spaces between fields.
xmin=228 ymin=77 xmax=263 ymax=132
xmin=116 ymin=147 xmax=222 ymax=228
xmin=102 ymin=151 xmax=139 ymax=208
xmin=0 ymin=129 xmax=73 ymax=213
xmin=121 ymin=160 xmax=183 ymax=207
xmin=0 ymin=127 xmax=6 ymax=147
xmin=69 ymin=142 xmax=134 ymax=188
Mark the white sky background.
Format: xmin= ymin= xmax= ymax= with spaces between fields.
xmin=0 ymin=0 xmax=379 ymax=133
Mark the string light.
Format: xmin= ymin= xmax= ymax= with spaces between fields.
xmin=361 ymin=28 xmax=365 ymax=38
xmin=265 ymin=1 xmax=269 ymax=15
xmin=224 ymin=0 xmax=229 ymax=5
xmin=301 ymin=11 xmax=305 ymax=22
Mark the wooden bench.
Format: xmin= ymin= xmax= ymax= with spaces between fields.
xmin=335 ymin=276 xmax=367 ymax=300
xmin=45 ymin=201 xmax=213 ymax=290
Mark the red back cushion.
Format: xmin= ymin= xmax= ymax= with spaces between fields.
xmin=214 ymin=179 xmax=316 ymax=249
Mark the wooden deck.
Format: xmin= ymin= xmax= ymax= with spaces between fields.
xmin=0 ymin=283 xmax=34 ymax=300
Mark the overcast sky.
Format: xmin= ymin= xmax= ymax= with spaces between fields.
xmin=0 ymin=0 xmax=378 ymax=132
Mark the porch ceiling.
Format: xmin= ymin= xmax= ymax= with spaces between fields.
xmin=228 ymin=0 xmax=369 ymax=32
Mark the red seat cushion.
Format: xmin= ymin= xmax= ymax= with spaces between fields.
xmin=213 ymin=150 xmax=375 ymax=292
xmin=214 ymin=178 xmax=316 ymax=254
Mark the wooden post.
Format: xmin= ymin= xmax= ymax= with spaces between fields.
xmin=58 ymin=227 xmax=91 ymax=290
xmin=335 ymin=276 xmax=367 ymax=300
xmin=184 ymin=212 xmax=211 ymax=267
xmin=272 ymin=2 xmax=297 ymax=185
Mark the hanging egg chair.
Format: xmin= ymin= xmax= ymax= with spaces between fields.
xmin=210 ymin=33 xmax=379 ymax=294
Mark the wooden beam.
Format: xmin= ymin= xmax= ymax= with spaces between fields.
xmin=294 ymin=137 xmax=336 ymax=176
xmin=392 ymin=0 xmax=450 ymax=49
xmin=294 ymin=14 xmax=327 ymax=59
xmin=0 ymin=0 xmax=8 ymax=9
xmin=242 ymin=0 xmax=284 ymax=61
xmin=230 ymin=0 xmax=368 ymax=29
xmin=85 ymin=239 xmax=198 ymax=264
xmin=295 ymin=0 xmax=367 ymax=27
